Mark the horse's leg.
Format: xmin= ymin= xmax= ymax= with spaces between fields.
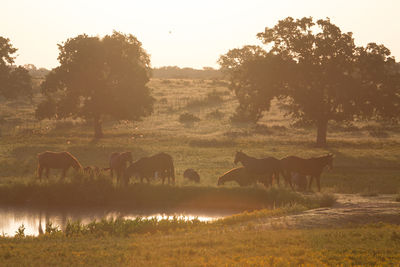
xmin=38 ymin=165 xmax=43 ymax=180
xmin=116 ymin=171 xmax=121 ymax=186
xmin=45 ymin=168 xmax=49 ymax=179
xmin=124 ymin=175 xmax=128 ymax=187
xmin=268 ymin=174 xmax=273 ymax=187
xmin=316 ymin=175 xmax=321 ymax=192
xmin=110 ymin=168 xmax=114 ymax=178
xmin=61 ymin=168 xmax=67 ymax=180
xmin=308 ymin=176 xmax=314 ymax=191
xmin=274 ymin=171 xmax=279 ymax=186
xmin=285 ymin=171 xmax=294 ymax=190
xmin=282 ymin=171 xmax=291 ymax=189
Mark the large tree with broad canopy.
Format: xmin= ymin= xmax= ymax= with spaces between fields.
xmin=219 ymin=17 xmax=400 ymax=146
xmin=36 ymin=31 xmax=154 ymax=138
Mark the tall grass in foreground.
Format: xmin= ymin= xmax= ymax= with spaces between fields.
xmin=10 ymin=204 xmax=307 ymax=238
xmin=0 ymin=177 xmax=334 ymax=210
xmin=3 ymin=222 xmax=400 ymax=266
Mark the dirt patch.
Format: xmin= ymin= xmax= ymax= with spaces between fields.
xmin=259 ymin=194 xmax=400 ymax=229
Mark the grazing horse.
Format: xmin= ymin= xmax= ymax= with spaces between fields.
xmin=280 ymin=154 xmax=334 ymax=192
xmin=37 ymin=151 xmax=83 ymax=180
xmin=183 ymin=168 xmax=200 ymax=183
xmin=234 ymin=151 xmax=291 ymax=188
xmin=124 ymin=152 xmax=175 ymax=185
xmin=109 ymin=151 xmax=133 ymax=184
xmin=217 ymin=167 xmax=258 ymax=187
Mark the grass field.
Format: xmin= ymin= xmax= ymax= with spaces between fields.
xmin=0 ymin=78 xmax=400 ymax=265
xmin=1 ymin=221 xmax=399 ymax=266
xmin=1 ymin=79 xmax=399 ymax=193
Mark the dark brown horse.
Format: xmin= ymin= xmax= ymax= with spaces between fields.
xmin=109 ymin=151 xmax=133 ymax=184
xmin=217 ymin=167 xmax=258 ymax=187
xmin=234 ymin=151 xmax=291 ymax=188
xmin=124 ymin=152 xmax=175 ymax=185
xmin=37 ymin=151 xmax=83 ymax=180
xmin=280 ymin=154 xmax=334 ymax=192
xmin=183 ymin=168 xmax=200 ymax=183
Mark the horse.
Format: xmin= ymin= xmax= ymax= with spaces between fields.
xmin=280 ymin=154 xmax=334 ymax=192
xmin=234 ymin=151 xmax=291 ymax=188
xmin=183 ymin=168 xmax=200 ymax=183
xmin=124 ymin=152 xmax=175 ymax=185
xmin=109 ymin=151 xmax=133 ymax=184
xmin=37 ymin=151 xmax=83 ymax=180
xmin=217 ymin=167 xmax=258 ymax=187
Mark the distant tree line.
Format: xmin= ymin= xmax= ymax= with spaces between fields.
xmin=152 ymin=66 xmax=222 ymax=79
xmin=17 ymin=65 xmax=223 ymax=80
xmin=23 ymin=64 xmax=50 ymax=79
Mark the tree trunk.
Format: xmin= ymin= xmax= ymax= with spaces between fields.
xmin=316 ymin=118 xmax=328 ymax=147
xmin=94 ymin=115 xmax=103 ymax=138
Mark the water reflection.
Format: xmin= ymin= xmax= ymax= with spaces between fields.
xmin=0 ymin=206 xmax=229 ymax=237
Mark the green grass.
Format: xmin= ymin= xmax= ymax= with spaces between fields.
xmin=1 ymin=131 xmax=399 ymax=194
xmin=1 ymin=222 xmax=399 ymax=266
xmin=1 ymin=78 xmax=400 ymax=265
xmin=0 ymin=178 xmax=330 ymax=211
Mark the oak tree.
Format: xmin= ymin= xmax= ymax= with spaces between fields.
xmin=37 ymin=31 xmax=154 ymax=138
xmin=219 ymin=17 xmax=400 ymax=146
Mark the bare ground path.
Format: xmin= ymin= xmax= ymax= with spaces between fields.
xmin=259 ymin=194 xmax=400 ymax=229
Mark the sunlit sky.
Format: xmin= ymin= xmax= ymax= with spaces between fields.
xmin=2 ymin=0 xmax=400 ymax=70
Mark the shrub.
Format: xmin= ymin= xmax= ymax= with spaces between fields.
xmin=369 ymin=129 xmax=390 ymax=138
xmin=206 ymin=109 xmax=224 ymax=120
xmin=179 ymin=112 xmax=200 ymax=123
xmin=206 ymin=90 xmax=224 ymax=103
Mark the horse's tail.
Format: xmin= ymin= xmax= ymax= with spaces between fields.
xmin=36 ymin=153 xmax=43 ymax=178
xmin=170 ymin=161 xmax=175 ymax=184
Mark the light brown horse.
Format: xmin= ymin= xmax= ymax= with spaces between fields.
xmin=109 ymin=151 xmax=133 ymax=184
xmin=217 ymin=167 xmax=259 ymax=187
xmin=280 ymin=154 xmax=334 ymax=192
xmin=37 ymin=151 xmax=83 ymax=180
xmin=124 ymin=152 xmax=175 ymax=185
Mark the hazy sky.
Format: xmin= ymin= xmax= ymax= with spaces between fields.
xmin=2 ymin=0 xmax=400 ymax=69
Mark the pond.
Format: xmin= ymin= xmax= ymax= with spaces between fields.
xmin=0 ymin=205 xmax=232 ymax=237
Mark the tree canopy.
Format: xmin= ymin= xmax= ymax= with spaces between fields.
xmin=36 ymin=31 xmax=154 ymax=138
xmin=0 ymin=37 xmax=32 ymax=100
xmin=219 ymin=17 xmax=400 ymax=146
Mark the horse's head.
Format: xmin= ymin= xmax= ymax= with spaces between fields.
xmin=217 ymin=176 xmax=225 ymax=186
xmin=68 ymin=153 xmax=83 ymax=171
xmin=234 ymin=151 xmax=244 ymax=165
